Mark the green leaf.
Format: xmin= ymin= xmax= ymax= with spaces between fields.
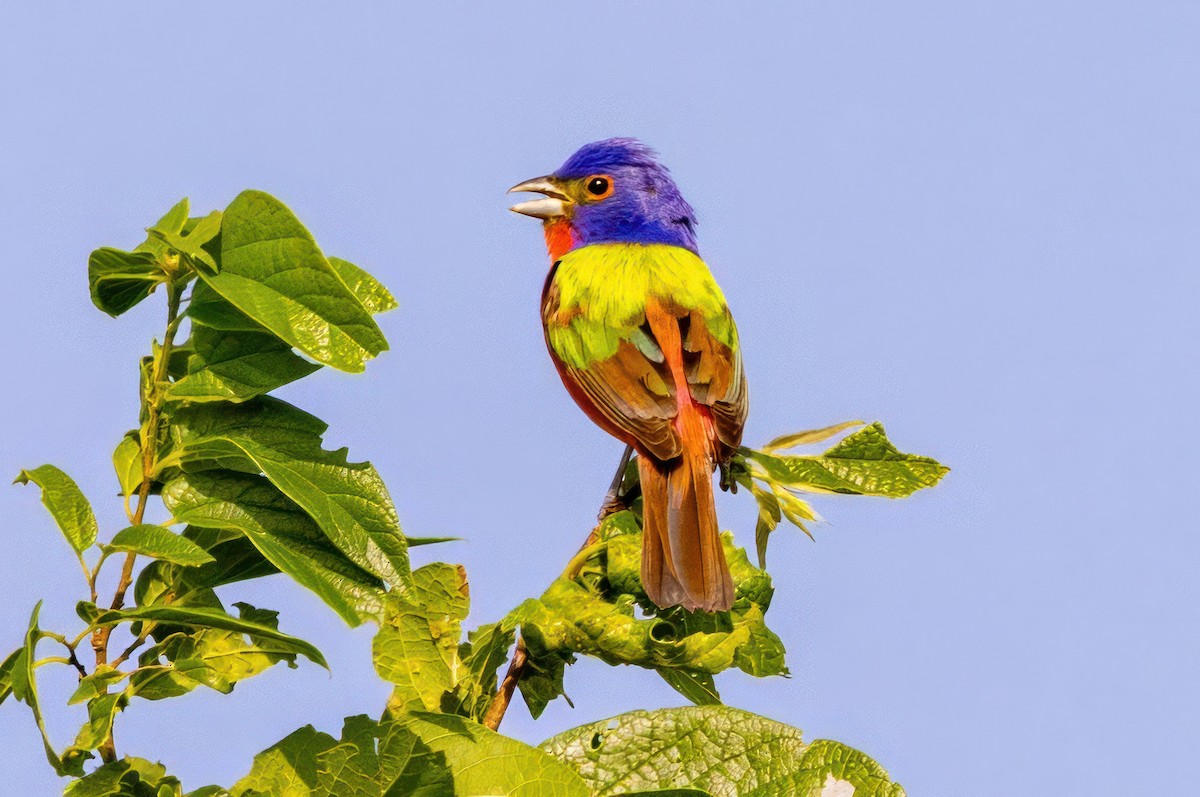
xmin=10 ymin=603 xmax=86 ymax=775
xmin=107 ymin=524 xmax=216 ymax=567
xmin=329 ymin=256 xmax=398 ymax=315
xmin=374 ymin=564 xmax=469 ymax=713
xmin=406 ymin=712 xmax=590 ymax=797
xmin=231 ymin=717 xmax=453 ymax=797
xmin=71 ymin=692 xmax=123 ymax=752
xmin=504 ymin=512 xmax=784 ymax=717
xmin=64 ymin=757 xmax=189 ymax=797
xmin=745 ymin=422 xmax=949 ymax=497
xmin=657 ymin=668 xmax=721 ymax=706
xmin=187 ymin=280 xmax=264 ymax=332
xmin=167 ymin=321 xmax=321 ymax=403
xmin=83 ymin=602 xmax=326 ymax=669
xmin=541 ymin=706 xmax=904 ymax=797
xmin=147 ymin=210 xmax=222 ymax=275
xmin=202 ymin=190 xmax=387 ymax=372
xmin=130 ymin=603 xmax=301 ymax=701
xmin=14 ymin=464 xmax=98 ymax=553
xmin=314 ymin=715 xmax=454 ymax=797
xmin=134 ymin=526 xmax=280 ymax=612
xmin=761 ymin=420 xmax=864 ymax=453
xmin=167 ymin=398 xmax=410 ymax=589
xmin=0 ymin=648 xmax=19 ymax=707
xmin=741 ymin=739 xmax=906 ymax=797
xmin=113 ymin=432 xmax=144 ymax=499
xmin=68 ymin=667 xmax=126 ymax=705
xmin=451 ymin=621 xmax=516 ymax=722
xmin=162 ymin=472 xmax=385 ymax=625
xmin=88 ymin=247 xmax=165 ymax=317
xmin=231 ymin=725 xmax=337 ymax=796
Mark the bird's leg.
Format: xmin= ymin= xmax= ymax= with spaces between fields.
xmin=597 ymin=444 xmax=635 ymax=521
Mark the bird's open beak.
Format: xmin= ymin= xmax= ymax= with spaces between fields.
xmin=508 ymin=176 xmax=571 ymax=219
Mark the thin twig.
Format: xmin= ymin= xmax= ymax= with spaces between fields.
xmin=482 ymin=637 xmax=527 ymax=731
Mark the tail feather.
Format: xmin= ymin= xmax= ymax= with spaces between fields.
xmin=639 ymin=451 xmax=734 ymax=612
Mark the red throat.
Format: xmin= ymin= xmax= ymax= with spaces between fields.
xmin=543 ymin=219 xmax=575 ymax=262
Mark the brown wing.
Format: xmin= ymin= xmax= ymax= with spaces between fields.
xmin=543 ymin=272 xmax=747 ymax=464
xmin=680 ymin=308 xmax=749 ymax=461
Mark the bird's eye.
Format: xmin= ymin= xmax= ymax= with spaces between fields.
xmin=585 ymin=175 xmax=614 ymax=199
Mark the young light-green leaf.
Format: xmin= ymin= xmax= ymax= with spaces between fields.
xmin=746 ymin=422 xmax=948 ymax=497
xmin=107 ymin=524 xmax=216 ymax=567
xmin=202 ymin=190 xmax=387 ymax=372
xmin=111 ymin=433 xmax=143 ymax=499
xmin=761 ymin=420 xmax=864 ymax=453
xmin=82 ymin=603 xmax=326 ymax=669
xmin=130 ymin=602 xmax=302 ymax=701
xmin=374 ymin=564 xmax=469 ymax=713
xmin=329 ymin=256 xmax=398 ymax=315
xmin=162 ymin=471 xmax=385 ymax=626
xmin=14 ymin=464 xmax=99 ymax=553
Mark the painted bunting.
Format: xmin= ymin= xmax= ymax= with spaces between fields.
xmin=509 ymin=139 xmax=748 ymax=612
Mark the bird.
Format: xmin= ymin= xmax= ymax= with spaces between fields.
xmin=509 ymin=139 xmax=748 ymax=612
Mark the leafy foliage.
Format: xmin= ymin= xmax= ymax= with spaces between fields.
xmin=4 ymin=190 xmax=943 ymax=795
xmin=504 ymin=510 xmax=786 ymax=718
xmin=541 ymin=706 xmax=904 ymax=797
xmin=733 ymin=421 xmax=949 ymax=565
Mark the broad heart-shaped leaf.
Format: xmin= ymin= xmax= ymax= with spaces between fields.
xmin=107 ymin=524 xmax=215 ymax=566
xmin=130 ymin=602 xmax=301 ymax=701
xmin=14 ymin=464 xmax=98 ymax=553
xmin=329 ymin=257 xmax=398 ymax=315
xmin=375 ymin=564 xmax=470 ymax=712
xmin=79 ymin=601 xmax=326 ymax=669
xmin=162 ymin=472 xmax=385 ymax=625
xmin=231 ymin=716 xmax=453 ymax=797
xmin=202 ymin=190 xmax=387 ymax=372
xmin=541 ymin=706 xmax=905 ymax=797
xmin=744 ymin=422 xmax=948 ymax=497
xmin=166 ymin=397 xmax=410 ymax=590
xmin=167 ymin=320 xmax=321 ymax=403
xmin=505 ymin=512 xmax=785 ymax=718
xmin=405 ymin=712 xmax=590 ymax=797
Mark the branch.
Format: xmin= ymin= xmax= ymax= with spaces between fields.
xmin=482 ymin=637 xmax=527 ymax=732
xmin=92 ymin=279 xmax=185 ymax=764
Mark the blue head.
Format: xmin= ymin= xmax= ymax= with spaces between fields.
xmin=509 ymin=138 xmax=699 ymax=257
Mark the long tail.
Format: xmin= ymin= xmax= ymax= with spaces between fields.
xmin=639 ymin=430 xmax=735 ymax=612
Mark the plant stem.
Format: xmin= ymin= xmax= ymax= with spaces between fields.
xmin=482 ymin=637 xmax=527 ymax=732
xmin=91 ymin=279 xmax=185 ymax=764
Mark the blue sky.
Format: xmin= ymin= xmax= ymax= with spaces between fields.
xmin=1 ymin=3 xmax=1197 ymax=795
